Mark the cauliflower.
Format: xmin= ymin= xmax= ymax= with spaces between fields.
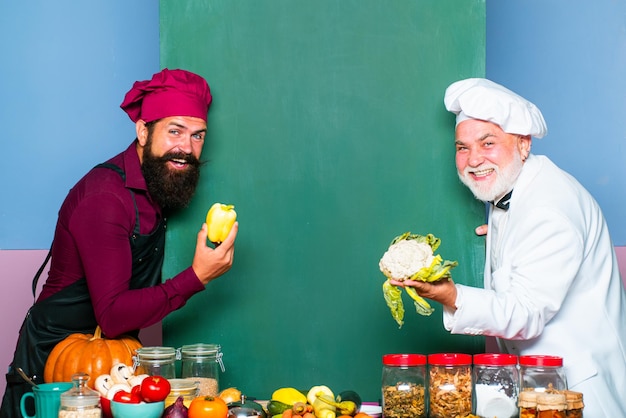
xmin=379 ymin=239 xmax=435 ymax=280
xmin=379 ymin=232 xmax=458 ymax=326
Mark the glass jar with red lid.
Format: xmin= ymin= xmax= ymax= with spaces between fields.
xmin=472 ymin=353 xmax=519 ymax=418
xmin=427 ymin=353 xmax=472 ymax=418
xmin=519 ymin=355 xmax=567 ymax=393
xmin=381 ymin=354 xmax=427 ymax=418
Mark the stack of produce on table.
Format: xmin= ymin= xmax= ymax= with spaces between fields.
xmin=267 ymin=386 xmax=366 ymax=418
xmin=87 ymin=369 xmax=372 ymax=418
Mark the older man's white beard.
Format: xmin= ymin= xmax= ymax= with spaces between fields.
xmin=458 ymin=153 xmax=524 ymax=202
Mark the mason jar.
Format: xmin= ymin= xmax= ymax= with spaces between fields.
xmin=381 ymin=354 xmax=427 ymax=418
xmin=180 ymin=343 xmax=224 ymax=396
xmin=133 ymin=346 xmax=177 ymax=379
xmin=472 ymin=353 xmax=519 ymax=418
xmin=519 ymin=355 xmax=567 ymax=393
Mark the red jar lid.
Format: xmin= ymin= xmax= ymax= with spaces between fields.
xmin=428 ymin=353 xmax=472 ymax=366
xmin=473 ymin=353 xmax=518 ymax=366
xmin=382 ymin=354 xmax=426 ymax=366
xmin=519 ymin=355 xmax=563 ymax=367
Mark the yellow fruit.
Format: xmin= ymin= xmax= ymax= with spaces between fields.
xmin=206 ymin=203 xmax=237 ymax=243
xmin=271 ymin=387 xmax=307 ymax=406
xmin=219 ymin=387 xmax=242 ymax=404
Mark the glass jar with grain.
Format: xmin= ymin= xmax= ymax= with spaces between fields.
xmin=381 ymin=354 xmax=427 ymax=418
xmin=427 ymin=353 xmax=472 ymax=418
xmin=58 ymin=373 xmax=101 ymax=418
xmin=180 ymin=343 xmax=224 ymax=396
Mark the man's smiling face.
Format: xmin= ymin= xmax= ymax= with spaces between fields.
xmin=454 ymin=119 xmax=531 ymax=202
xmin=137 ymin=116 xmax=207 ymax=211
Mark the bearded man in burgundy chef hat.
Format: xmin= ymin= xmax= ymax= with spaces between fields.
xmin=1 ymin=69 xmax=238 ymax=417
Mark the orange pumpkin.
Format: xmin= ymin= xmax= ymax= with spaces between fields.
xmin=44 ymin=325 xmax=142 ymax=388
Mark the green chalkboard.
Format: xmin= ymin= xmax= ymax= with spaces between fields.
xmin=160 ymin=0 xmax=486 ymax=402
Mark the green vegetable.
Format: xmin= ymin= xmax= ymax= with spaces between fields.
xmin=336 ymin=391 xmax=362 ymax=413
xmin=379 ymin=232 xmax=458 ymax=325
xmin=267 ymin=400 xmax=292 ymax=416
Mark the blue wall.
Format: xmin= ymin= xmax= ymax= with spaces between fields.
xmin=487 ymin=0 xmax=626 ymax=245
xmin=0 ymin=1 xmax=159 ymax=249
xmin=3 ymin=1 xmax=626 ymax=249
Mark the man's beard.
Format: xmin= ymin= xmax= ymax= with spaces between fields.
xmin=141 ymin=138 xmax=202 ymax=212
xmin=458 ymin=149 xmax=524 ymax=202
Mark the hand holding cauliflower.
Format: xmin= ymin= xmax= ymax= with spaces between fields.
xmin=379 ymin=232 xmax=458 ymax=326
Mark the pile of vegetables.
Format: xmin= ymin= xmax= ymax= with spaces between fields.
xmin=268 ymin=386 xmax=364 ymax=418
xmin=379 ymin=232 xmax=458 ymax=325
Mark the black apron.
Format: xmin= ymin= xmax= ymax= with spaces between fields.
xmin=0 ymin=163 xmax=166 ymax=417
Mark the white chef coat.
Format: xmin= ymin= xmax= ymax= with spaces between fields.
xmin=444 ymin=154 xmax=626 ymax=417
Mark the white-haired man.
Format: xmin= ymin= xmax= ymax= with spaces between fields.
xmin=393 ymin=78 xmax=626 ymax=417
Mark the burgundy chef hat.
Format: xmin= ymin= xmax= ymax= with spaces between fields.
xmin=120 ymin=68 xmax=212 ymax=123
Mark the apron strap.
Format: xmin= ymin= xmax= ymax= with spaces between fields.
xmin=31 ymin=244 xmax=52 ymax=300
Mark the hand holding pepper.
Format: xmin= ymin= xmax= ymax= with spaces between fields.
xmin=192 ymin=220 xmax=238 ymax=285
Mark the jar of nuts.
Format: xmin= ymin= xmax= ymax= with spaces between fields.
xmin=427 ymin=353 xmax=472 ymax=418
xmin=381 ymin=354 xmax=427 ymax=418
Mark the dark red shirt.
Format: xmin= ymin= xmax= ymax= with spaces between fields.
xmin=39 ymin=141 xmax=205 ymax=337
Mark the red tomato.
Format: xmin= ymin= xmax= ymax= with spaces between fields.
xmin=140 ymin=375 xmax=171 ymax=403
xmin=188 ymin=396 xmax=228 ymax=418
xmin=112 ymin=390 xmax=141 ymax=404
xmin=131 ymin=385 xmax=142 ymax=397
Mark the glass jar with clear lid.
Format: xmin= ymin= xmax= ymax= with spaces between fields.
xmin=519 ymin=355 xmax=567 ymax=393
xmin=59 ymin=373 xmax=101 ymax=417
xmin=472 ymin=353 xmax=519 ymax=418
xmin=428 ymin=353 xmax=472 ymax=418
xmin=180 ymin=343 xmax=225 ymax=396
xmin=381 ymin=354 xmax=427 ymax=418
xmin=133 ymin=346 xmax=177 ymax=379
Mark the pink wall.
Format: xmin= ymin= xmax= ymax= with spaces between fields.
xmin=3 ymin=247 xmax=626 ymax=395
xmin=0 ymin=250 xmax=161 ymax=395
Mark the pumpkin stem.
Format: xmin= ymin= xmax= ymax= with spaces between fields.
xmin=91 ymin=325 xmax=102 ymax=341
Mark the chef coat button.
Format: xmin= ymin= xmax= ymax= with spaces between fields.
xmin=463 ymin=327 xmax=483 ymax=335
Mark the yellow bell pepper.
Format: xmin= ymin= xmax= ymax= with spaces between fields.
xmin=206 ymin=203 xmax=237 ymax=243
xmin=271 ymin=387 xmax=308 ymax=406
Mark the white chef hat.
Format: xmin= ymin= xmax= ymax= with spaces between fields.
xmin=444 ymin=78 xmax=547 ymax=138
